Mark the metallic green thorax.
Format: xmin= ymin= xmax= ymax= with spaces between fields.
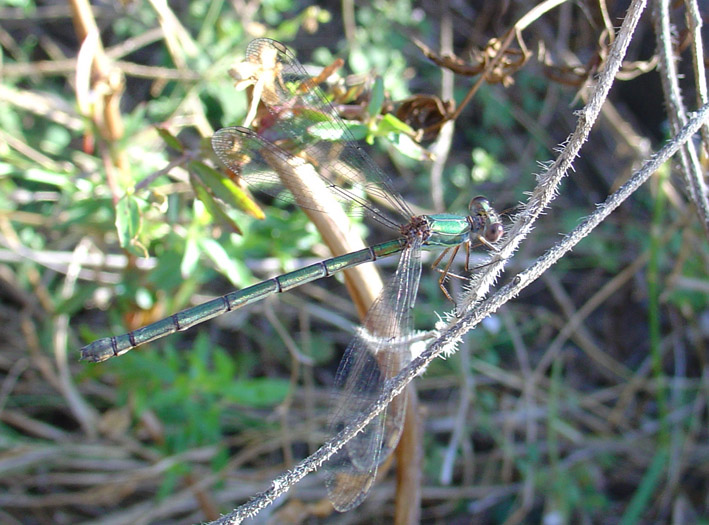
xmin=422 ymin=214 xmax=472 ymax=248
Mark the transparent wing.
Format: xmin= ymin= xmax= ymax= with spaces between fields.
xmin=325 ymin=237 xmax=423 ymax=512
xmin=224 ymin=38 xmax=415 ymax=223
xmin=212 ymin=126 xmax=400 ymax=231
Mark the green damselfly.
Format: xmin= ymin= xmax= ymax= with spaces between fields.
xmin=80 ymin=38 xmax=503 ymax=512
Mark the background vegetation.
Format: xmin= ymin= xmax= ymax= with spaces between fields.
xmin=1 ymin=0 xmax=707 ymax=523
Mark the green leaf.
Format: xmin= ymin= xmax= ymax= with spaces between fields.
xmin=115 ymin=193 xmax=147 ymax=256
xmin=367 ymin=76 xmax=385 ymax=118
xmin=191 ymin=174 xmax=243 ymax=234
xmin=198 ymin=237 xmax=250 ymax=287
xmin=156 ymin=127 xmax=184 ymax=152
xmin=181 ymin=231 xmax=200 ymax=278
xmin=308 ymin=120 xmax=368 ymax=141
xmin=213 ymin=348 xmax=237 ymax=382
xmin=376 ymin=112 xmax=414 ymax=136
xmin=189 ymin=161 xmax=265 ymax=220
xmin=23 ymin=168 xmax=72 ymax=187
xmin=388 ymin=132 xmax=431 ymax=161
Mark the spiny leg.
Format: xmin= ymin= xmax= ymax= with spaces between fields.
xmin=430 ymin=247 xmax=451 ymax=271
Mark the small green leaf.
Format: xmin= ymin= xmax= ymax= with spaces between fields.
xmin=156 ymin=127 xmax=184 ymax=152
xmin=367 ymin=76 xmax=385 ymax=118
xmin=198 ymin=237 xmax=250 ymax=287
xmin=308 ymin=120 xmax=368 ymax=141
xmin=181 ymin=232 xmax=200 ymax=278
xmin=115 ymin=193 xmax=147 ymax=256
xmin=191 ymin=174 xmax=243 ymax=234
xmin=213 ymin=348 xmax=237 ymax=382
xmin=190 ymin=161 xmax=265 ymax=220
xmin=388 ymin=132 xmax=431 ymax=161
xmin=377 ymin=113 xmax=415 ymax=136
xmin=23 ymin=168 xmax=71 ymax=187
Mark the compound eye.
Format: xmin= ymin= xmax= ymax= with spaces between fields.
xmin=469 ymin=196 xmax=489 ymax=214
xmin=485 ymin=222 xmax=504 ymax=243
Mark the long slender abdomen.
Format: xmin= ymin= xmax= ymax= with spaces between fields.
xmin=80 ymin=238 xmax=405 ymax=363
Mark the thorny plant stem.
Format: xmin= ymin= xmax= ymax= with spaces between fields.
xmin=683 ymin=0 xmax=709 ymax=152
xmin=653 ymin=0 xmax=709 ymax=236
